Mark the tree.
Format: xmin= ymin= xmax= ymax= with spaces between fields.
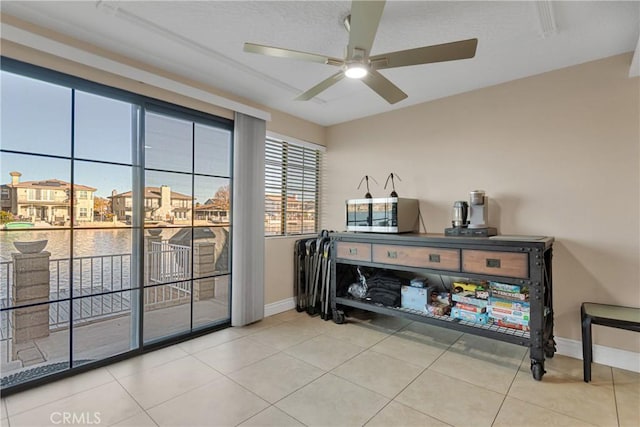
xmin=211 ymin=185 xmax=230 ymax=210
xmin=0 ymin=211 xmax=14 ymax=225
xmin=93 ymin=197 xmax=111 ymax=220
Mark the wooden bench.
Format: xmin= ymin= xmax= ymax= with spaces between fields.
xmin=581 ymin=302 xmax=640 ymax=382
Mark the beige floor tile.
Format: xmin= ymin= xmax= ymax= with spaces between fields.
xmin=449 ymin=333 xmax=528 ymax=363
xmin=398 ymin=321 xmax=464 ymax=343
xmin=284 ymin=334 xmax=364 ymax=371
xmin=276 ymin=373 xmax=389 ymax=427
xmin=349 ymin=312 xmax=412 ymax=333
xmin=177 ymin=328 xmax=245 ymax=354
xmin=248 ymin=322 xmax=321 ymax=350
xmin=430 ymin=347 xmax=523 ymax=394
xmin=324 ymin=322 xmax=391 ymax=348
xmin=111 ymin=410 xmax=159 ymax=426
xmin=332 ymin=350 xmax=424 ymax=398
xmin=369 ymin=334 xmax=449 ymax=368
xmin=365 ymin=401 xmax=451 ymax=427
xmin=508 ymin=367 xmax=618 ymax=426
xmin=1 ymin=398 xmax=7 ymax=420
xmin=147 ymin=376 xmax=269 ymax=426
xmin=613 ymin=368 xmax=640 ymax=427
xmin=117 ymin=355 xmax=221 ymax=409
xmin=494 ymin=396 xmax=597 ymax=427
xmin=233 ymin=316 xmax=284 ymax=336
xmin=193 ymin=336 xmax=279 ymax=374
xmin=532 ymin=354 xmax=613 ymax=385
xmin=10 ymin=381 xmax=140 ymax=427
xmin=395 ymin=370 xmax=504 ymax=427
xmin=107 ymin=346 xmax=189 ymax=379
xmin=5 ymin=367 xmax=114 ymax=416
xmin=269 ymin=309 xmax=305 ymax=323
xmin=228 ymin=352 xmax=324 ymax=403
xmin=289 ymin=315 xmax=343 ymax=335
xmin=238 ymin=406 xmax=305 ymax=426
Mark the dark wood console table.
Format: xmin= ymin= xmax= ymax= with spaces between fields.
xmin=329 ymin=232 xmax=555 ymax=380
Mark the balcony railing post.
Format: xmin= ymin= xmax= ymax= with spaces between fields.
xmin=11 ymin=249 xmax=51 ymax=361
xmin=144 ymin=233 xmax=162 ymax=285
xmin=193 ymin=242 xmax=215 ymax=301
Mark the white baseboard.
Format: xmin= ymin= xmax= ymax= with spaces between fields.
xmin=555 ymin=336 xmax=640 ymax=373
xmin=264 ymin=297 xmax=296 ymax=317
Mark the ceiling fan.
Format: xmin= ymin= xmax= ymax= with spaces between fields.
xmin=243 ymin=0 xmax=478 ymax=104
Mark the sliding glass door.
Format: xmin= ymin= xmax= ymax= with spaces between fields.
xmin=142 ymin=108 xmax=232 ymax=344
xmin=0 ymin=59 xmax=232 ymax=392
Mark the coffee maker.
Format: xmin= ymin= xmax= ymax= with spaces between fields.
xmin=445 ymin=190 xmax=497 ymax=237
xmin=468 ymin=190 xmax=488 ymax=228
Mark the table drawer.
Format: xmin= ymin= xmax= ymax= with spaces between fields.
xmin=335 ymin=242 xmax=372 ymax=262
xmin=372 ymin=244 xmax=460 ymax=271
xmin=462 ymin=250 xmax=529 ymax=279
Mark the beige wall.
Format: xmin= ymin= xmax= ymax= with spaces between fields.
xmin=325 ymin=53 xmax=640 ymax=352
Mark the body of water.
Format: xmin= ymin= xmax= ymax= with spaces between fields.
xmin=0 ymin=227 xmax=182 ymax=261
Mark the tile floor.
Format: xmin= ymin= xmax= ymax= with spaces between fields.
xmin=1 ymin=309 xmax=639 ymax=427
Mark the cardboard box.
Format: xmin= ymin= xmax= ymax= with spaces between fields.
xmin=401 ymin=285 xmax=431 ymax=312
xmin=487 ymin=306 xmax=530 ymax=321
xmin=489 ymin=281 xmax=523 ymax=293
xmin=488 ymin=297 xmax=530 ymax=312
xmin=451 ymin=292 xmax=489 ymax=308
xmin=455 ymin=302 xmax=486 ymax=313
xmin=427 ymin=302 xmax=451 ymax=316
xmin=491 ymin=289 xmax=529 ymax=301
xmin=450 ymin=306 xmax=489 ymax=324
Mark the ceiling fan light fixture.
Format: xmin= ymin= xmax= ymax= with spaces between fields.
xmin=344 ymin=63 xmax=368 ymax=79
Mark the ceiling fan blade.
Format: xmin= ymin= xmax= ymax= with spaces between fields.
xmin=244 ymin=42 xmax=343 ymax=66
xmin=370 ymin=38 xmax=478 ymax=70
xmin=361 ymin=70 xmax=407 ymax=104
xmin=295 ymin=71 xmax=345 ymax=101
xmin=347 ymin=0 xmax=386 ymax=59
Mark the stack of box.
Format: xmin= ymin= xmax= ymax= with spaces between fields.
xmin=427 ymin=291 xmax=451 ymax=316
xmin=487 ymin=282 xmax=530 ymax=331
xmin=450 ymin=283 xmax=489 ymax=324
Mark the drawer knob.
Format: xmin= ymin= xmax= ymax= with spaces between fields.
xmin=429 ymin=254 xmax=441 ymax=263
xmin=486 ymin=258 xmax=501 ymax=268
xmin=387 ymin=251 xmax=398 ymax=259
xmin=349 ymin=248 xmax=358 ymax=255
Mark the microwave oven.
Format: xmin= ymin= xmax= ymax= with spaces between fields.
xmin=346 ymin=197 xmax=419 ymax=233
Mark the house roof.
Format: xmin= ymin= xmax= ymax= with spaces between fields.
xmin=111 ymin=187 xmax=192 ymax=200
xmin=5 ymin=179 xmax=96 ymax=192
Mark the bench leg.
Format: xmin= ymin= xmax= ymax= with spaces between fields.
xmin=582 ymin=313 xmax=592 ymax=382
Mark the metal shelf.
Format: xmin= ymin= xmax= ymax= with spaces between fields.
xmin=335 ymin=296 xmax=530 ymax=346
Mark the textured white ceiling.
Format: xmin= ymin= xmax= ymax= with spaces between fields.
xmin=2 ymin=1 xmax=639 ymax=126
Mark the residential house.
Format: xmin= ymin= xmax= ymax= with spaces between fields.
xmin=110 ymin=185 xmax=193 ymax=222
xmin=194 ymin=198 xmax=229 ymax=223
xmin=1 ymin=171 xmax=96 ymax=223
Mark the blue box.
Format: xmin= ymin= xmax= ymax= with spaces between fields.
xmin=401 ymin=285 xmax=431 ymax=312
xmin=451 ymin=306 xmax=489 ymax=324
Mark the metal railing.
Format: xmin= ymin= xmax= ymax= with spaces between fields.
xmin=0 ymin=240 xmax=194 ymax=334
xmin=149 ymin=241 xmax=191 ymax=284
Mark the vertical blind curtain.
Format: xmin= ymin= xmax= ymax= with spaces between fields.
xmin=231 ymin=112 xmax=266 ymax=326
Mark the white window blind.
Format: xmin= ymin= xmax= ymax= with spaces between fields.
xmin=265 ymin=136 xmax=322 ymax=236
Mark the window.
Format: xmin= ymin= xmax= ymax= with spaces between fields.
xmin=0 ymin=59 xmax=233 ymax=393
xmin=27 ymin=189 xmax=54 ymax=201
xmin=265 ymin=136 xmax=323 ymax=236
